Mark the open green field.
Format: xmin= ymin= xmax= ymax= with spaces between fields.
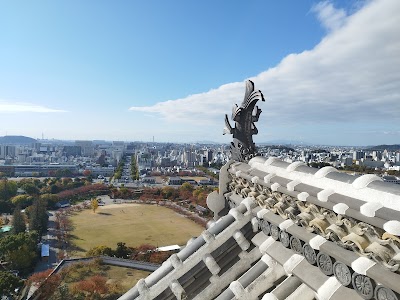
xmin=69 ymin=204 xmax=204 ymax=256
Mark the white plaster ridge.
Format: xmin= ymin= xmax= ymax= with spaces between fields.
xmin=170 ymin=280 xmax=185 ymax=300
xmin=242 ymin=197 xmax=256 ymax=212
xmin=264 ymin=173 xmax=276 ymax=183
xmin=203 ymin=254 xmax=221 ymax=275
xmin=286 ymin=161 xmax=306 ymax=173
xmin=360 ymin=202 xmax=384 ymax=217
xmin=352 ymin=174 xmax=383 ymax=190
xmin=264 ymin=157 xmax=280 ymax=166
xmin=333 ymin=203 xmax=349 ymax=215
xmin=309 ymin=235 xmax=327 ymax=250
xmin=248 ymin=157 xmax=400 ymax=212
xmin=170 ymin=254 xmax=183 ymax=269
xmin=283 ymin=254 xmax=304 ymax=275
xmin=383 ymin=220 xmax=400 ymax=236
xmin=202 ymin=230 xmax=215 ymax=243
xmin=297 ymin=192 xmax=309 ymax=202
xmin=257 ymin=208 xmax=270 ymax=219
xmin=317 ymin=277 xmax=342 ymax=300
xmin=271 ymin=182 xmax=281 ymax=191
xmin=229 ymin=208 xmax=244 ymax=220
xmin=233 ymin=230 xmax=250 ymax=251
xmin=351 ymin=257 xmax=376 ymax=275
xmin=262 ymin=293 xmax=279 ymax=300
xmin=317 ymin=189 xmax=334 ymax=202
xmin=261 ymin=254 xmax=275 ymax=267
xmin=314 ymin=166 xmax=338 ymax=179
xmin=260 ymin=237 xmax=276 ymax=254
xmin=137 ymin=278 xmax=150 ymax=295
xmin=229 ymin=281 xmax=246 ymax=299
xmin=251 ymin=217 xmax=260 ymax=232
xmin=287 ymin=179 xmax=301 ymax=192
xmin=279 ymin=219 xmax=294 ymax=231
xmin=251 ymin=176 xmax=260 ymax=184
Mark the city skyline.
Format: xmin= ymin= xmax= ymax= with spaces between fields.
xmin=1 ymin=0 xmax=399 ymax=146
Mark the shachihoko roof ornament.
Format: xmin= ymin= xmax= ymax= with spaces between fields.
xmin=223 ymin=80 xmax=265 ymax=162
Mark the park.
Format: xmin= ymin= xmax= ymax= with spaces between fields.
xmin=68 ymin=203 xmax=205 ymax=257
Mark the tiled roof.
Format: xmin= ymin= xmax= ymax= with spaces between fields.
xmin=120 ymin=157 xmax=400 ymax=300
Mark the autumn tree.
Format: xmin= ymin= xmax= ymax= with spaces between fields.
xmin=86 ymin=245 xmax=114 ymax=257
xmin=91 ymin=198 xmax=98 ymax=213
xmin=82 ymin=169 xmax=91 ymax=177
xmin=72 ymin=275 xmax=108 ymax=298
xmin=179 ymin=182 xmax=194 ymax=200
xmin=161 ymin=186 xmax=177 ymax=199
xmin=28 ymin=269 xmax=61 ymax=299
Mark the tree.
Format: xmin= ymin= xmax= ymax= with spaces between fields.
xmin=12 ymin=206 xmax=26 ymax=234
xmin=114 ymin=242 xmax=131 ymax=258
xmin=82 ymin=170 xmax=91 ymax=177
xmin=0 ymin=179 xmax=18 ymax=201
xmin=72 ymin=275 xmax=108 ymax=297
xmin=161 ymin=186 xmax=176 ymax=199
xmin=40 ymin=194 xmax=60 ymax=209
xmin=91 ymin=198 xmax=98 ymax=213
xmin=0 ymin=271 xmax=23 ymax=297
xmin=180 ymin=182 xmax=194 ymax=193
xmin=131 ymin=156 xmax=140 ymax=180
xmin=27 ymin=198 xmax=48 ymax=236
xmin=86 ymin=245 xmax=114 ymax=257
xmin=11 ymin=194 xmax=33 ymax=208
xmin=50 ymin=284 xmax=72 ymax=300
xmin=0 ymin=231 xmax=38 ymax=274
xmin=28 ymin=269 xmax=61 ymax=299
xmin=0 ymin=200 xmax=13 ymax=214
xmin=20 ymin=183 xmax=40 ymax=196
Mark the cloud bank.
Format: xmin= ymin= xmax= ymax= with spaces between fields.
xmin=129 ymin=0 xmax=400 ymax=141
xmin=0 ymin=101 xmax=67 ymax=113
xmin=311 ymin=1 xmax=348 ymax=32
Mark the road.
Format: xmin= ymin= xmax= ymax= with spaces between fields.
xmin=34 ymin=211 xmax=59 ymax=273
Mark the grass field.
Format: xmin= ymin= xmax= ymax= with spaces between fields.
xmin=69 ymin=204 xmax=204 ymax=256
xmin=60 ymin=260 xmax=151 ymax=296
xmin=106 ymin=266 xmax=151 ymax=291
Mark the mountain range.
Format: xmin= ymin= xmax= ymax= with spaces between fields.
xmin=0 ymin=135 xmax=37 ymax=144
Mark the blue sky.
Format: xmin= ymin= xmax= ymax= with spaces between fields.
xmin=0 ymin=0 xmax=399 ymax=146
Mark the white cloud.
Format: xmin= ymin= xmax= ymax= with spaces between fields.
xmin=0 ymin=101 xmax=67 ymax=113
xmin=129 ymin=0 xmax=400 ymax=137
xmin=311 ymin=1 xmax=348 ymax=32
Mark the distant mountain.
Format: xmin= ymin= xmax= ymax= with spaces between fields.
xmin=0 ymin=135 xmax=37 ymax=144
xmin=366 ymin=144 xmax=400 ymax=151
xmin=258 ymin=139 xmax=311 ymax=146
xmin=194 ymin=140 xmax=222 ymax=145
xmin=93 ymin=140 xmax=112 ymax=145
